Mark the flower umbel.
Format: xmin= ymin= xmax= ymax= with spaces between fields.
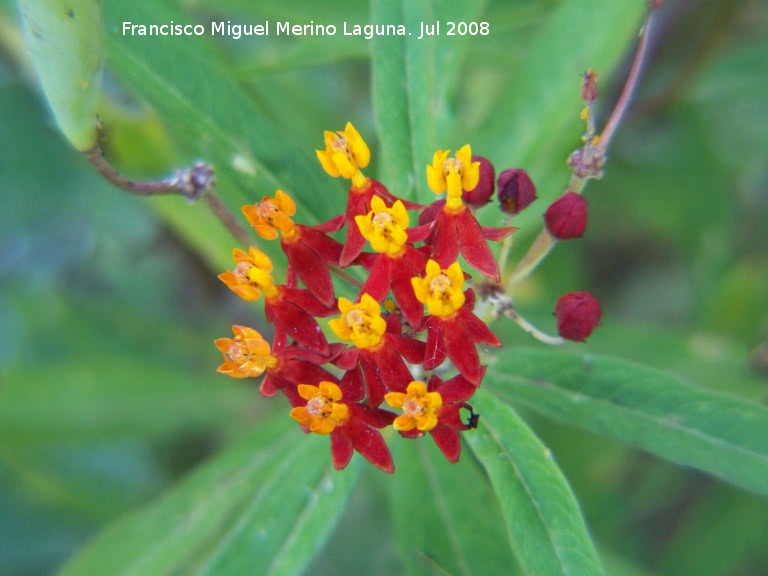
xmin=213 ymin=115 xmax=605 ymax=473
xmin=290 ymin=382 xmax=349 ymax=435
xmin=316 ymin=122 xmax=370 ymax=188
xmin=385 ymin=381 xmax=442 ymax=432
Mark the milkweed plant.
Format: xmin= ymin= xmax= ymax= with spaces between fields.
xmin=11 ymin=0 xmax=768 ymax=575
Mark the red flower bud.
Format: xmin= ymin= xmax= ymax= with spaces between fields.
xmin=497 ymin=168 xmax=537 ymax=215
xmin=462 ymin=155 xmax=495 ymax=209
xmin=554 ymin=291 xmax=601 ymax=341
xmin=544 ymin=191 xmax=587 ymax=239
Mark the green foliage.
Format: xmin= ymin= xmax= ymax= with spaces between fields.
xmin=18 ymin=0 xmax=103 ymax=150
xmin=3 ymin=0 xmax=768 ymax=575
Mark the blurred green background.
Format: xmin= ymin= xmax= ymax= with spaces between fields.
xmin=1 ymin=0 xmax=767 ymax=575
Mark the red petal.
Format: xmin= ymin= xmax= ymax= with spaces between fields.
xmin=418 ymin=199 xmax=446 ymax=226
xmin=340 ymin=363 xmax=365 ymax=402
xmin=283 ymin=240 xmax=335 ymax=308
xmin=385 ymin=333 xmax=427 ymax=365
xmin=436 ymin=372 xmax=479 ymax=403
xmin=359 ymin=255 xmax=392 ymax=301
xmin=430 ymin=425 xmax=462 ymax=463
xmin=361 ymin=352 xmax=387 ymax=407
xmin=406 ymin=223 xmax=434 ymax=244
xmin=331 ymin=430 xmax=354 ymax=470
xmin=312 ymin=213 xmax=345 ymax=233
xmin=340 ymin=227 xmax=368 ymax=268
xmin=341 ymin=416 xmax=394 ymax=473
xmin=281 ymin=287 xmax=336 ymax=317
xmin=340 ymin=191 xmax=369 ymax=267
xmin=431 ymin=211 xmax=459 ymax=268
xmin=390 ymin=250 xmax=426 ymax=330
xmin=298 ymin=226 xmax=344 ymax=263
xmin=481 ymin=225 xmax=516 ymax=241
xmin=259 ymin=375 xmax=279 ymax=397
xmin=373 ymin=344 xmax=412 ymax=393
xmin=370 ymin=179 xmax=424 ymax=210
xmin=456 ymin=210 xmax=501 ymax=282
xmin=350 ymin=402 xmax=397 ymax=429
xmin=458 ymin=307 xmax=501 ymax=347
xmin=423 ymin=317 xmax=446 ymax=370
xmin=334 ymin=347 xmax=360 ymax=372
xmin=443 ymin=317 xmax=483 ymax=385
xmin=267 ymin=299 xmax=329 ymax=354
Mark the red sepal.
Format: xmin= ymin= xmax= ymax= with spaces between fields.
xmin=266 ymin=296 xmax=329 ymax=355
xmin=312 ymin=213 xmax=345 ymax=233
xmin=341 ymin=404 xmax=395 ymax=473
xmin=481 ymin=225 xmax=517 ymax=242
xmin=431 ymin=210 xmax=460 ymax=268
xmin=430 ymin=425 xmax=462 ymax=463
xmin=330 ymin=430 xmax=354 ymax=470
xmin=373 ymin=342 xmax=412 ymax=394
xmin=455 ymin=208 xmax=501 ymax=282
xmin=282 ymin=237 xmax=336 ymax=308
xmin=359 ymin=254 xmax=392 ymax=301
xmin=443 ymin=316 xmax=483 ymax=385
xmin=457 ymin=307 xmax=501 ymax=347
xmin=386 ymin=333 xmax=427 ymax=365
xmin=423 ymin=316 xmax=447 ymax=370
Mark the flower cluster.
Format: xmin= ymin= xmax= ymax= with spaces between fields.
xmin=215 ymin=122 xmax=598 ymax=473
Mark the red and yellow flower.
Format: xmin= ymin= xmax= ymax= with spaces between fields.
xmin=329 ymin=294 xmax=425 ymax=406
xmin=412 ymin=260 xmax=500 ymax=385
xmin=386 ymin=374 xmax=479 ymax=462
xmin=242 ymin=190 xmax=343 ymax=308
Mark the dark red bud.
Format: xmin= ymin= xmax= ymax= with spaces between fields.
xmin=544 ymin=191 xmax=587 ymax=240
xmin=462 ymin=155 xmax=495 ymax=209
xmin=497 ymin=168 xmax=537 ymax=215
xmin=554 ymin=291 xmax=601 ymax=342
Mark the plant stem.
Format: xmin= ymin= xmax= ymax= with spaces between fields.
xmin=85 ymin=145 xmax=251 ymax=246
xmin=503 ymin=6 xmax=658 ymax=291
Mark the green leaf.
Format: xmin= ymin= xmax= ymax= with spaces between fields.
xmin=101 ymin=0 xmax=342 ymax=269
xmin=58 ymin=422 xmax=362 ymax=576
xmin=18 ymin=0 xmax=103 ymax=150
xmin=371 ymin=0 xmax=485 ymax=204
xmin=390 ymin=438 xmax=519 ymax=576
xmin=467 ymin=390 xmax=605 ymax=576
xmin=486 ymin=348 xmax=768 ymax=495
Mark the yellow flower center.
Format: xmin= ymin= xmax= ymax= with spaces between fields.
xmin=316 ymin=122 xmax=370 ymax=188
xmin=411 ymin=260 xmax=466 ymax=318
xmin=385 ymin=381 xmax=443 ymax=432
xmin=290 ymin=382 xmax=349 ymax=435
xmin=329 ymin=294 xmax=387 ymax=349
xmin=355 ymin=196 xmax=409 ymax=256
xmin=242 ymin=190 xmax=297 ymax=241
xmin=426 ymin=145 xmax=480 ymax=212
xmin=214 ymin=325 xmax=278 ymax=378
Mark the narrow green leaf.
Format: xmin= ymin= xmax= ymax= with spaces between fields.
xmin=18 ymin=0 xmax=103 ymax=150
xmin=390 ymin=438 xmax=519 ymax=576
xmin=58 ymin=422 xmax=362 ymax=576
xmin=467 ymin=390 xmax=605 ymax=576
xmin=371 ymin=0 xmax=485 ymax=203
xmin=102 ymin=0 xmax=340 ymax=268
xmin=486 ymin=348 xmax=768 ymax=495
